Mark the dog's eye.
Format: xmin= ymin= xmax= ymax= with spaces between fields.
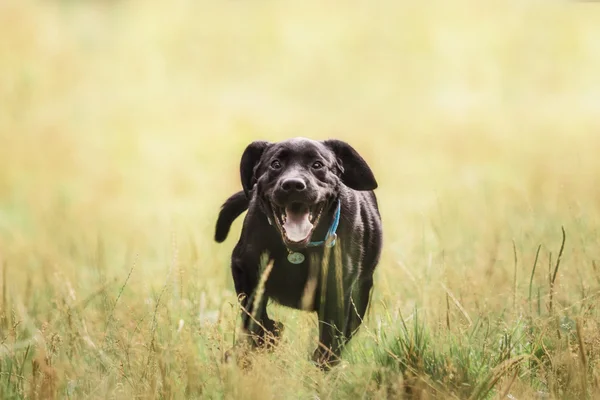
xmin=312 ymin=161 xmax=324 ymax=170
xmin=271 ymin=160 xmax=282 ymax=170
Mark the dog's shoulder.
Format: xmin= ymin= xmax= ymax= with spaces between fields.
xmin=339 ymin=187 xmax=380 ymax=216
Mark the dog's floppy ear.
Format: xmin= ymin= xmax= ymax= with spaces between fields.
xmin=323 ymin=139 xmax=377 ymax=191
xmin=240 ymin=141 xmax=270 ymax=196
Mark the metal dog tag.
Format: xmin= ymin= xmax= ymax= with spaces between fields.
xmin=287 ymin=251 xmax=305 ymax=264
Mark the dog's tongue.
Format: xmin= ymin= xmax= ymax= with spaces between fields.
xmin=283 ymin=205 xmax=313 ymax=243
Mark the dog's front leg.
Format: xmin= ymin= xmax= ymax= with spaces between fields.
xmin=312 ymin=267 xmax=348 ymax=369
xmin=231 ymin=256 xmax=281 ymax=347
xmin=343 ymin=275 xmax=373 ymax=341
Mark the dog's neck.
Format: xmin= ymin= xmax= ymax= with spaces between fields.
xmin=306 ymin=199 xmax=341 ymax=248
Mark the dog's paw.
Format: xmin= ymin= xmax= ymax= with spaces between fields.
xmin=311 ymin=347 xmax=340 ymax=371
xmin=271 ymin=320 xmax=285 ymax=337
xmin=254 ymin=319 xmax=284 ymax=348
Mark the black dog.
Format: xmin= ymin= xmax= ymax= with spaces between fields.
xmin=214 ymin=137 xmax=382 ymax=367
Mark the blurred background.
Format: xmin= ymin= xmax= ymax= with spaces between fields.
xmin=1 ymin=0 xmax=600 ymax=396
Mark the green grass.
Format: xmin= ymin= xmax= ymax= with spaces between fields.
xmin=1 ymin=0 xmax=600 ymax=398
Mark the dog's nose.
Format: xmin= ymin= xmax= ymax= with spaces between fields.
xmin=281 ymin=178 xmax=306 ymax=192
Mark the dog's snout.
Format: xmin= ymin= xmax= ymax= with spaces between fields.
xmin=281 ymin=178 xmax=306 ymax=192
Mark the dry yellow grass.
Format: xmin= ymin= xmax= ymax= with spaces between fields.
xmin=1 ymin=0 xmax=600 ymax=398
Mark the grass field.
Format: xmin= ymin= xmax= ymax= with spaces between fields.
xmin=1 ymin=0 xmax=600 ymax=398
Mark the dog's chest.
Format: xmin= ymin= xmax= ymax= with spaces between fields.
xmin=265 ymin=253 xmax=319 ymax=311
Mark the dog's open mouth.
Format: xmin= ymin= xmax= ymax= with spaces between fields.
xmin=270 ymin=202 xmax=325 ymax=247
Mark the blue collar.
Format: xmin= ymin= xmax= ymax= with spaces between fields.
xmin=307 ymin=200 xmax=341 ymax=248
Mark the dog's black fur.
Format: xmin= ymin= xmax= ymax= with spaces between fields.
xmin=214 ymin=137 xmax=382 ymax=367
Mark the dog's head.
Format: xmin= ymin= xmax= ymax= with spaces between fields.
xmin=240 ymin=137 xmax=377 ymax=249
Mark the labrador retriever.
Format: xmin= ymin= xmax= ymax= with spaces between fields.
xmin=214 ymin=137 xmax=382 ymax=368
